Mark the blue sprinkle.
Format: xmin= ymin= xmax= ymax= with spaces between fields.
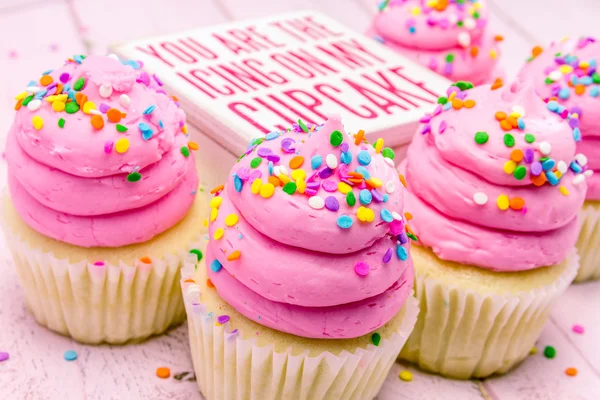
xmin=143 ymin=105 xmax=156 ymax=115
xmin=443 ymin=102 xmax=452 ymax=111
xmin=546 ymin=101 xmax=559 ymax=112
xmin=356 ymin=166 xmax=371 ymax=179
xmin=542 ymin=159 xmax=556 ymax=171
xmin=408 ymin=26 xmax=416 ymax=34
xmin=591 ymin=59 xmax=598 ymax=68
xmin=396 ymin=245 xmax=408 ymax=261
xmin=159 ymin=120 xmax=164 ymax=129
xmin=337 ymin=215 xmax=353 ymax=229
xmin=64 ymin=350 xmax=77 ymax=361
xmin=573 ymin=127 xmax=582 ymax=142
xmin=265 ymin=131 xmax=279 ymax=140
xmin=210 ymin=259 xmax=222 ymax=272
xmin=380 ymin=209 xmax=393 ymax=222
xmin=142 ymin=130 xmax=154 ymax=141
xmin=67 ymin=89 xmax=76 ymax=101
xmin=570 ymin=161 xmax=583 ymax=173
xmin=42 ymin=69 xmax=53 ymax=75
xmin=383 ymin=194 xmax=389 ymax=202
xmin=590 ymin=86 xmax=600 ymax=98
xmin=557 ymin=105 xmax=566 ymax=114
xmin=238 ymin=233 xmax=244 ymax=240
xmin=359 ymin=189 xmax=372 ymax=205
xmin=125 ymin=59 xmax=141 ymax=69
xmin=581 ymin=76 xmax=593 ymax=86
xmin=74 ymin=54 xmax=85 ymax=64
xmin=571 ymin=75 xmax=579 ymax=85
xmin=35 ymin=90 xmax=47 ymax=99
xmin=558 ymin=87 xmax=571 ymax=100
xmin=340 ymin=151 xmax=352 ymax=165
xmin=517 ymin=117 xmax=525 ymax=130
xmin=357 ymin=151 xmax=371 ymax=166
xmin=374 ymin=35 xmax=385 ymax=44
xmin=268 ymin=161 xmax=274 ymax=176
xmin=234 ymin=175 xmax=243 ymax=192
xmin=546 ymin=171 xmax=559 ymax=186
xmin=63 ymin=83 xmax=71 ymax=92
xmin=311 ymin=155 xmax=323 ymax=170
xmin=27 ymin=80 xmax=36 ymax=87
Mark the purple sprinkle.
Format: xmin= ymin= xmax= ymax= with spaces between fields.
xmin=433 ymin=105 xmax=443 ymax=115
xmin=281 ymin=138 xmax=296 ymax=153
xmin=389 ymin=220 xmax=404 ymax=235
xmin=354 ymin=261 xmax=370 ymax=277
xmin=307 ymin=170 xmax=319 ymax=182
xmin=456 ymin=91 xmax=468 ymax=100
xmin=157 ymin=89 xmax=167 ymax=96
xmin=306 ymin=181 xmax=321 ymax=190
xmin=421 ymin=124 xmax=431 ymax=135
xmin=230 ymin=329 xmax=239 ymax=335
xmin=439 ymin=120 xmax=447 ymax=134
xmin=340 ymin=142 xmax=349 ymax=152
xmin=248 ymin=170 xmax=262 ymax=182
xmin=319 ymin=167 xmax=334 ymax=179
xmin=398 ymin=232 xmax=409 ymax=245
xmin=446 ymin=86 xmax=459 ymax=96
xmin=382 ymin=248 xmax=393 ymax=263
xmin=443 ymin=63 xmax=453 ymax=76
xmin=257 ymin=147 xmax=272 ymax=157
xmin=236 ymin=167 xmax=250 ymax=180
xmin=104 ymin=140 xmax=113 ymax=154
xmin=305 ymin=188 xmax=318 ymax=196
xmin=59 ymin=72 xmax=70 ymax=83
xmin=324 ymin=196 xmax=339 ymax=211
xmin=337 ymin=164 xmax=350 ymax=179
xmin=426 ymin=16 xmax=436 ymax=26
xmin=217 ymin=315 xmax=230 ymax=324
xmin=266 ymin=154 xmax=280 ymax=163
xmin=419 ymin=115 xmax=432 ymax=123
xmin=341 ymin=178 xmax=354 ymax=186
xmin=569 ymin=119 xmax=580 ymax=130
xmin=531 ymin=161 xmax=543 ymax=176
xmin=245 ymin=145 xmax=257 ymax=156
xmin=524 ymin=148 xmax=535 ymax=164
xmin=153 ymin=73 xmax=164 ymax=86
xmin=0 ymin=352 xmax=9 ymax=362
xmin=99 ymin=103 xmax=110 ymax=113
xmin=46 ymin=82 xmax=57 ymax=92
xmin=322 ymin=180 xmax=338 ymax=192
xmin=137 ymin=71 xmax=150 ymax=86
xmin=371 ymin=189 xmax=384 ymax=202
xmin=571 ymin=106 xmax=583 ymax=117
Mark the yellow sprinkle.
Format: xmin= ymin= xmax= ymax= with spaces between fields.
xmin=45 ymin=95 xmax=57 ymax=103
xmin=225 ymin=214 xmax=239 ymax=227
xmin=374 ymin=138 xmax=384 ymax=154
xmin=213 ymin=228 xmax=224 ymax=240
xmin=82 ymin=101 xmax=97 ymax=114
xmin=210 ymin=196 xmax=223 ymax=209
xmin=399 ymin=370 xmax=413 ymax=382
xmin=52 ymin=101 xmax=65 ymax=112
xmin=291 ymin=169 xmax=306 ymax=181
xmin=260 ymin=183 xmax=275 ymax=198
xmin=15 ymin=92 xmax=27 ymax=101
xmin=55 ymin=94 xmax=68 ymax=102
xmin=357 ymin=206 xmax=375 ymax=222
xmin=530 ymin=346 xmax=537 ymax=355
xmin=490 ymin=49 xmax=498 ymax=59
xmin=115 ymin=138 xmax=130 ymax=153
xmin=448 ymin=91 xmax=456 ymax=101
xmin=509 ymin=111 xmax=521 ymax=118
xmin=203 ymin=219 xmax=209 ymax=227
xmin=368 ymin=177 xmax=383 ymax=188
xmin=580 ymin=61 xmax=590 ymax=69
xmin=182 ymin=124 xmax=188 ymax=134
xmin=559 ymin=185 xmax=570 ymax=196
xmin=251 ymin=178 xmax=263 ymax=195
xmin=296 ymin=178 xmax=306 ymax=194
xmin=559 ymin=65 xmax=574 ymax=74
xmin=497 ymin=194 xmax=510 ymax=210
xmin=555 ymin=171 xmax=563 ymax=179
xmin=338 ymin=182 xmax=352 ymax=194
xmin=210 ymin=207 xmax=218 ymax=222
xmin=503 ymin=160 xmax=517 ymax=174
xmin=32 ymin=116 xmax=44 ymax=130
xmin=410 ymin=6 xmax=421 ymax=15
xmin=278 ymin=174 xmax=291 ymax=184
xmin=474 ymin=2 xmax=482 ymax=9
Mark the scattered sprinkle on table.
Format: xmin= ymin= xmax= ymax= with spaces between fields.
xmin=64 ymin=350 xmax=77 ymax=361
xmin=156 ymin=367 xmax=171 ymax=379
xmin=399 ymin=370 xmax=413 ymax=382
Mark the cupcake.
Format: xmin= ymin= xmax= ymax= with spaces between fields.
xmin=369 ymin=0 xmax=503 ymax=85
xmin=181 ymin=116 xmax=419 ymax=399
xmin=3 ymin=54 xmax=206 ymax=344
xmin=518 ymin=37 xmax=600 ymax=281
xmin=398 ymin=81 xmax=585 ymax=379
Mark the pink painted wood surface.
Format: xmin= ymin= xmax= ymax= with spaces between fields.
xmin=0 ymin=1 xmax=599 ymax=399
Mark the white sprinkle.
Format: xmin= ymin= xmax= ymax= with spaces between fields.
xmin=557 ymin=160 xmax=568 ymax=174
xmin=326 ymin=154 xmax=338 ymax=169
xmin=308 ymin=196 xmax=325 ymax=210
xmin=584 ymin=169 xmax=594 ymax=178
xmin=549 ymin=70 xmax=563 ymax=81
xmin=89 ymin=109 xmax=103 ymax=115
xmin=384 ymin=157 xmax=395 ymax=167
xmin=26 ymin=86 xmax=41 ymax=94
xmin=463 ymin=17 xmax=476 ymax=30
xmin=385 ymin=180 xmax=396 ymax=194
xmin=539 ymin=141 xmax=552 ymax=156
xmin=392 ymin=211 xmax=403 ymax=221
xmin=448 ymin=14 xmax=459 ymax=25
xmin=272 ymin=166 xmax=281 ymax=176
xmin=457 ymin=32 xmax=471 ymax=48
xmin=512 ymin=105 xmax=526 ymax=117
xmin=473 ymin=192 xmax=488 ymax=205
xmin=575 ymin=153 xmax=588 ymax=167
xmin=279 ymin=165 xmax=289 ymax=176
xmin=573 ymin=174 xmax=586 ymax=185
xmin=119 ymin=94 xmax=131 ymax=108
xmin=27 ymin=99 xmax=42 ymax=111
xmin=99 ymin=84 xmax=113 ymax=98
xmin=185 ymin=285 xmax=201 ymax=301
xmin=108 ymin=53 xmax=120 ymax=60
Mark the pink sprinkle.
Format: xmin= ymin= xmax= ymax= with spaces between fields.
xmin=354 ymin=261 xmax=370 ymax=277
xmin=94 ymin=261 xmax=104 ymax=266
xmin=439 ymin=120 xmax=447 ymax=134
xmin=104 ymin=140 xmax=113 ymax=154
xmin=8 ymin=50 xmax=18 ymax=59
xmin=572 ymin=324 xmax=584 ymax=334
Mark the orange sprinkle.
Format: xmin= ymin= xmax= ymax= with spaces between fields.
xmin=106 ymin=108 xmax=122 ymax=123
xmin=140 ymin=256 xmax=152 ymax=264
xmin=500 ymin=119 xmax=513 ymax=131
xmin=464 ymin=99 xmax=476 ymax=108
xmin=510 ymin=149 xmax=524 ymax=162
xmin=451 ymin=98 xmax=464 ymax=110
xmin=210 ymin=185 xmax=224 ymax=194
xmin=470 ymin=46 xmax=479 ymax=57
xmin=14 ymin=100 xmax=22 ymax=110
xmin=354 ymin=129 xmax=365 ymax=145
xmin=491 ymin=78 xmax=504 ymax=90
xmin=495 ymin=111 xmax=507 ymax=121
xmin=509 ymin=197 xmax=525 ymax=210
xmin=184 ymin=279 xmax=196 ymax=283
xmin=531 ymin=173 xmax=547 ymax=187
xmin=55 ymin=83 xmax=63 ymax=95
xmin=268 ymin=175 xmax=282 ymax=186
xmin=90 ymin=115 xmax=104 ymax=130
xmin=188 ymin=141 xmax=199 ymax=151
xmin=227 ymin=250 xmax=241 ymax=261
xmin=404 ymin=212 xmax=413 ymax=220
xmin=405 ymin=224 xmax=414 ymax=234
xmin=206 ymin=278 xmax=215 ymax=288
xmin=348 ymin=178 xmax=363 ymax=184
xmin=40 ymin=75 xmax=53 ymax=87
xmin=494 ymin=35 xmax=505 ymax=42
xmin=75 ymin=93 xmax=84 ymax=106
xmin=575 ymin=84 xmax=585 ymax=95
xmin=532 ymin=46 xmax=543 ymax=57
xmin=171 ymin=95 xmax=179 ymax=102
xmin=507 ymin=116 xmax=519 ymax=128
xmin=156 ymin=367 xmax=170 ymax=379
xmin=565 ymin=367 xmax=578 ymax=377
xmin=399 ymin=174 xmax=407 ymax=187
xmin=348 ymin=172 xmax=364 ymax=179
xmin=289 ymin=155 xmax=304 ymax=169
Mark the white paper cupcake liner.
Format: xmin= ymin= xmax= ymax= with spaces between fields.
xmin=181 ymin=264 xmax=419 ymax=400
xmin=575 ymin=200 xmax=600 ymax=282
xmin=399 ymin=248 xmax=579 ymax=379
xmin=5 ymin=231 xmax=201 ymax=344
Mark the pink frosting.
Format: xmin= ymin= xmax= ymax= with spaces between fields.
xmin=206 ymin=116 xmax=414 ymax=338
xmin=518 ymin=36 xmax=600 ymax=199
xmin=403 ymin=82 xmax=586 ymax=271
xmin=369 ymin=0 xmax=502 ymax=85
xmin=6 ymin=55 xmax=197 ymax=247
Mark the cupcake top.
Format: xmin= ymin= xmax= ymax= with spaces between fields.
xmin=371 ymin=0 xmax=502 ymax=84
xmin=403 ymin=81 xmax=587 ymax=271
xmin=206 ymin=116 xmax=415 ymax=338
xmin=7 ymin=55 xmax=198 ymax=248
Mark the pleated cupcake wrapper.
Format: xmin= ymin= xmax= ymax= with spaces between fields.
xmin=575 ymin=201 xmax=600 ymax=282
xmin=5 ymin=231 xmax=201 ymax=344
xmin=400 ymin=249 xmax=579 ymax=379
xmin=181 ymin=264 xmax=419 ymax=400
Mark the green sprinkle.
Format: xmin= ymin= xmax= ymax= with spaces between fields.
xmin=181 ymin=147 xmax=190 ymax=157
xmin=445 ymin=53 xmax=455 ymax=63
xmin=189 ymin=249 xmax=203 ymax=262
xmin=73 ymin=77 xmax=85 ymax=91
xmin=455 ymin=81 xmax=474 ymax=91
xmin=457 ymin=20 xmax=464 ymax=27
xmin=250 ymin=157 xmax=262 ymax=168
xmin=544 ymin=78 xmax=554 ymax=85
xmin=473 ymin=11 xmax=480 ymax=18
xmin=330 ymin=130 xmax=343 ymax=147
xmin=504 ymin=133 xmax=515 ymax=147
xmin=237 ymin=153 xmax=246 ymax=162
xmin=58 ymin=118 xmax=65 ymax=128
xmin=371 ymin=333 xmax=381 ymax=346
xmin=298 ymin=119 xmax=309 ymax=133
xmin=524 ymin=133 xmax=535 ymax=143
xmin=251 ymin=137 xmax=264 ymax=147
xmin=474 ymin=131 xmax=489 ymax=144
xmin=382 ymin=147 xmax=395 ymax=159
xmin=544 ymin=346 xmax=556 ymax=359
xmin=346 ymin=192 xmax=356 ymax=207
xmin=514 ymin=166 xmax=527 ymax=180
xmin=437 ymin=97 xmax=448 ymax=105
xmin=407 ymin=232 xmax=418 ymax=241
xmin=116 ymin=124 xmax=128 ymax=133
xmin=593 ymin=73 xmax=600 ymax=84
xmin=22 ymin=95 xmax=34 ymax=106
xmin=127 ymin=172 xmax=141 ymax=182
xmin=282 ymin=182 xmax=297 ymax=195
xmin=65 ymin=102 xmax=80 ymax=114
